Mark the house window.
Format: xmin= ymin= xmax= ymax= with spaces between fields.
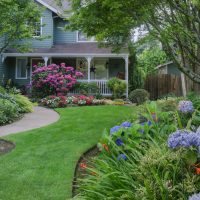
xmin=16 ymin=58 xmax=27 ymax=79
xmin=33 ymin=18 xmax=42 ymax=37
xmin=77 ymin=31 xmax=96 ymax=42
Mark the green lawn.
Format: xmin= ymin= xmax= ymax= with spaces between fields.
xmin=0 ymin=106 xmax=135 ymax=200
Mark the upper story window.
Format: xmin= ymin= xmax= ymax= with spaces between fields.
xmin=26 ymin=18 xmax=43 ymax=38
xmin=77 ymin=31 xmax=96 ymax=42
xmin=33 ymin=18 xmax=42 ymax=37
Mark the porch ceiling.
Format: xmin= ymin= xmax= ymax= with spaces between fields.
xmin=3 ymin=43 xmax=128 ymax=57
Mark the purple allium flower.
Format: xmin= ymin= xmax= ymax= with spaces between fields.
xmin=116 ymin=138 xmax=123 ymax=146
xmin=117 ymin=154 xmax=127 ymax=161
xmin=189 ymin=193 xmax=200 ymax=200
xmin=110 ymin=126 xmax=121 ymax=135
xmin=168 ymin=130 xmax=200 ymax=152
xmin=178 ymin=101 xmax=194 ymax=113
xmin=121 ymin=121 xmax=132 ymax=128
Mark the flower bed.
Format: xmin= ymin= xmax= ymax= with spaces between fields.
xmin=40 ymin=95 xmax=105 ymax=108
xmin=74 ymin=99 xmax=200 ymax=199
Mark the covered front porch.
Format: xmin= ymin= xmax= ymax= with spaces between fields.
xmin=2 ymin=53 xmax=129 ymax=97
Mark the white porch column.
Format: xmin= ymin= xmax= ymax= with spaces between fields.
xmin=1 ymin=54 xmax=6 ymax=63
xmin=86 ymin=57 xmax=92 ymax=82
xmin=124 ymin=56 xmax=129 ymax=98
xmin=43 ymin=56 xmax=49 ymax=66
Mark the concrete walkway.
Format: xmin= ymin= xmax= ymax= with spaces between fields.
xmin=0 ymin=106 xmax=60 ymax=137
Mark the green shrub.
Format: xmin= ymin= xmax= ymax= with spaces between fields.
xmin=108 ymin=78 xmax=126 ymax=99
xmin=129 ymin=89 xmax=149 ymax=104
xmin=0 ymin=99 xmax=21 ymax=125
xmin=12 ymin=94 xmax=34 ymax=113
xmin=0 ymin=86 xmax=6 ymax=94
xmin=187 ymin=92 xmax=200 ymax=110
xmin=157 ymin=98 xmax=178 ymax=112
xmin=74 ymin=82 xmax=101 ymax=98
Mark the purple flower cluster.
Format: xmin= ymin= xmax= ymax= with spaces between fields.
xmin=110 ymin=121 xmax=132 ymax=135
xmin=189 ymin=193 xmax=200 ymax=200
xmin=117 ymin=154 xmax=127 ymax=161
xmin=178 ymin=101 xmax=194 ymax=113
xmin=116 ymin=138 xmax=123 ymax=146
xmin=168 ymin=130 xmax=200 ymax=153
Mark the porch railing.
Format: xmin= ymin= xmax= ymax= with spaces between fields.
xmin=69 ymin=80 xmax=112 ymax=96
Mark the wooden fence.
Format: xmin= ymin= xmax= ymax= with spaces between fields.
xmin=145 ymin=74 xmax=182 ymax=100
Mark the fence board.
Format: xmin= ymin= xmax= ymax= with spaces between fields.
xmin=145 ymin=74 xmax=182 ymax=100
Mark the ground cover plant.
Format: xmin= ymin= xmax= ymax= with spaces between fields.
xmin=74 ymin=99 xmax=200 ymax=200
xmin=0 ymin=106 xmax=135 ymax=200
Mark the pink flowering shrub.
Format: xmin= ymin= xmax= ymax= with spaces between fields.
xmin=31 ymin=63 xmax=84 ymax=98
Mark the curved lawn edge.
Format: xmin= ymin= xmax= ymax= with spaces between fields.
xmin=72 ymin=144 xmax=99 ymax=196
xmin=0 ymin=106 xmax=135 ymax=200
xmin=0 ymin=106 xmax=60 ymax=137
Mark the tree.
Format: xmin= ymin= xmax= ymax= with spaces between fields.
xmin=66 ymin=0 xmax=200 ymax=83
xmin=0 ymin=0 xmax=42 ymax=53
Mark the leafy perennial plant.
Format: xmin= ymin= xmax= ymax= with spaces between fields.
xmin=75 ymin=100 xmax=200 ymax=200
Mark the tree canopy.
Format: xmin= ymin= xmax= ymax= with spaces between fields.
xmin=0 ymin=0 xmax=42 ymax=53
xmin=67 ymin=0 xmax=200 ymax=83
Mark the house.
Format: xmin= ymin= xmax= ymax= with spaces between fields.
xmin=156 ymin=61 xmax=181 ymax=76
xmin=0 ymin=0 xmax=129 ymax=97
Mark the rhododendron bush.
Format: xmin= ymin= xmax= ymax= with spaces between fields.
xmin=31 ymin=63 xmax=83 ymax=97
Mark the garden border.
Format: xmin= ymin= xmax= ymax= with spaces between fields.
xmin=72 ymin=144 xmax=99 ymax=197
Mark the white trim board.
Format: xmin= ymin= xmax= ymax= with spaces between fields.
xmin=3 ymin=53 xmax=129 ymax=58
xmin=36 ymin=0 xmax=58 ymax=14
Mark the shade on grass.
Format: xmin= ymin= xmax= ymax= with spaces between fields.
xmin=0 ymin=106 xmax=135 ymax=200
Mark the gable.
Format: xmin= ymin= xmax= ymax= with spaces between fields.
xmin=35 ymin=0 xmax=71 ymax=15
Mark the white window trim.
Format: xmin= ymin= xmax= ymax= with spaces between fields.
xmin=76 ymin=31 xmax=97 ymax=43
xmin=15 ymin=57 xmax=28 ymax=79
xmin=33 ymin=18 xmax=43 ymax=38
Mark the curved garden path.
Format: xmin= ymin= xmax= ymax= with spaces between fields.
xmin=0 ymin=106 xmax=60 ymax=137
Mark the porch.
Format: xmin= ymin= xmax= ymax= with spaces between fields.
xmin=2 ymin=53 xmax=129 ymax=97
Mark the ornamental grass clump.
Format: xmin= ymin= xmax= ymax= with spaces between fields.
xmin=32 ymin=63 xmax=83 ymax=98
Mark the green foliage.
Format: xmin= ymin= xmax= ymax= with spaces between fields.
xmin=0 ymin=0 xmax=42 ymax=53
xmin=187 ymin=92 xmax=200 ymax=110
xmin=12 ymin=94 xmax=34 ymax=113
xmin=75 ymin=102 xmax=200 ymax=200
xmin=0 ymin=99 xmax=21 ymax=125
xmin=0 ymin=86 xmax=6 ymax=94
xmin=0 ymin=89 xmax=33 ymax=125
xmin=129 ymin=89 xmax=149 ymax=104
xmin=157 ymin=98 xmax=178 ymax=112
xmin=67 ymin=0 xmax=200 ymax=83
xmin=74 ymin=82 xmax=102 ymax=99
xmin=137 ymin=47 xmax=167 ymax=75
xmin=108 ymin=78 xmax=126 ymax=99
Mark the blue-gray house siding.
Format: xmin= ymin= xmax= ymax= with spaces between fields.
xmin=54 ymin=18 xmax=77 ymax=44
xmin=15 ymin=8 xmax=54 ymax=49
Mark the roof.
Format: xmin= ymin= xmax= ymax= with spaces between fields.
xmin=4 ymin=43 xmax=128 ymax=56
xmin=36 ymin=0 xmax=71 ymax=15
xmin=156 ymin=61 xmax=173 ymax=69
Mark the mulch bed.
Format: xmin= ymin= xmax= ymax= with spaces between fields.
xmin=0 ymin=139 xmax=15 ymax=155
xmin=72 ymin=145 xmax=100 ymax=197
